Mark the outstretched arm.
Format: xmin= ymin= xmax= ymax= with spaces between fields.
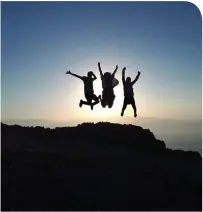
xmin=98 ymin=62 xmax=103 ymax=78
xmin=66 ymin=70 xmax=83 ymax=80
xmin=122 ymin=67 xmax=126 ymax=84
xmin=132 ymin=71 xmax=141 ymax=85
xmin=112 ymin=65 xmax=118 ymax=77
xmin=91 ymin=72 xmax=97 ymax=81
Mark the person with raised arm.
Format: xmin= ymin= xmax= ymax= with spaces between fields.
xmin=121 ymin=67 xmax=141 ymax=117
xmin=66 ymin=70 xmax=100 ymax=110
xmin=98 ymin=62 xmax=119 ymax=108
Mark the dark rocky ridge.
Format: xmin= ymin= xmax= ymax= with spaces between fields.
xmin=1 ymin=122 xmax=202 ymax=210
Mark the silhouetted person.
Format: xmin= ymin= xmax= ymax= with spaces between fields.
xmin=66 ymin=70 xmax=100 ymax=110
xmin=121 ymin=67 xmax=141 ymax=117
xmin=98 ymin=62 xmax=119 ymax=108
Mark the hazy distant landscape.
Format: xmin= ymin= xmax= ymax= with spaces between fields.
xmin=3 ymin=117 xmax=201 ymax=153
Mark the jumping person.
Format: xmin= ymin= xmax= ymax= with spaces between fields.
xmin=98 ymin=62 xmax=119 ymax=108
xmin=66 ymin=70 xmax=100 ymax=110
xmin=121 ymin=67 xmax=141 ymax=117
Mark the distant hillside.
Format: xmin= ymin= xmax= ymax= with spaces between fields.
xmin=1 ymin=122 xmax=202 ymax=211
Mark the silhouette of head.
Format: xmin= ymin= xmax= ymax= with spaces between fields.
xmin=126 ymin=77 xmax=131 ymax=83
xmin=104 ymin=72 xmax=111 ymax=78
xmin=88 ymin=71 xmax=93 ymax=77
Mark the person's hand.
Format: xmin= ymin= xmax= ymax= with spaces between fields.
xmin=98 ymin=62 xmax=100 ymax=66
xmin=123 ymin=67 xmax=126 ymax=71
xmin=66 ymin=70 xmax=71 ymax=74
xmin=116 ymin=65 xmax=118 ymax=69
xmin=138 ymin=71 xmax=141 ymax=75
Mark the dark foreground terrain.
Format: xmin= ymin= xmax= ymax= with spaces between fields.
xmin=1 ymin=122 xmax=202 ymax=211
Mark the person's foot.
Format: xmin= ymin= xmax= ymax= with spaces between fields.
xmin=121 ymin=111 xmax=124 ymax=116
xmin=134 ymin=113 xmax=137 ymax=118
xmin=91 ymin=104 xmax=94 ymax=110
xmin=79 ymin=100 xmax=83 ymax=107
xmin=101 ymin=100 xmax=106 ymax=108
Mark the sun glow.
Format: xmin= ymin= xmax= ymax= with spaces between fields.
xmin=58 ymin=56 xmax=148 ymax=123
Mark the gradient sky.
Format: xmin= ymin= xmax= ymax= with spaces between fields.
xmin=1 ymin=1 xmax=202 ymax=123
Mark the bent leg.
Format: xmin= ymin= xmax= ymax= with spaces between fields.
xmin=81 ymin=100 xmax=92 ymax=106
xmin=92 ymin=94 xmax=100 ymax=106
xmin=90 ymin=94 xmax=100 ymax=110
xmin=81 ymin=93 xmax=93 ymax=106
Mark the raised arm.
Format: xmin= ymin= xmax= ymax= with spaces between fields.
xmin=132 ymin=71 xmax=141 ymax=85
xmin=122 ymin=67 xmax=126 ymax=83
xmin=66 ymin=70 xmax=83 ymax=80
xmin=111 ymin=65 xmax=118 ymax=77
xmin=98 ymin=62 xmax=103 ymax=78
xmin=91 ymin=72 xmax=97 ymax=81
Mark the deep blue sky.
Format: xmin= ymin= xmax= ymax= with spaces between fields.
xmin=1 ymin=1 xmax=202 ymax=122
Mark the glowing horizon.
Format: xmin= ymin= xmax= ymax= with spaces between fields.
xmin=1 ymin=2 xmax=201 ymax=124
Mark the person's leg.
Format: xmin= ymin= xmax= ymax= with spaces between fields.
xmin=92 ymin=94 xmax=100 ymax=105
xmin=105 ymin=88 xmax=115 ymax=108
xmin=79 ymin=99 xmax=83 ymax=107
xmin=131 ymin=97 xmax=137 ymax=117
xmin=80 ymin=100 xmax=91 ymax=106
xmin=121 ymin=97 xmax=128 ymax=116
xmin=80 ymin=94 xmax=92 ymax=107
xmin=90 ymin=94 xmax=100 ymax=110
xmin=101 ymin=99 xmax=107 ymax=108
xmin=101 ymin=90 xmax=107 ymax=108
xmin=108 ymin=100 xmax=114 ymax=108
xmin=98 ymin=95 xmax=102 ymax=101
xmin=107 ymin=94 xmax=115 ymax=108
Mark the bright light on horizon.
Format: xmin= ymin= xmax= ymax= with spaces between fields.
xmin=65 ymin=57 xmax=144 ymax=120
